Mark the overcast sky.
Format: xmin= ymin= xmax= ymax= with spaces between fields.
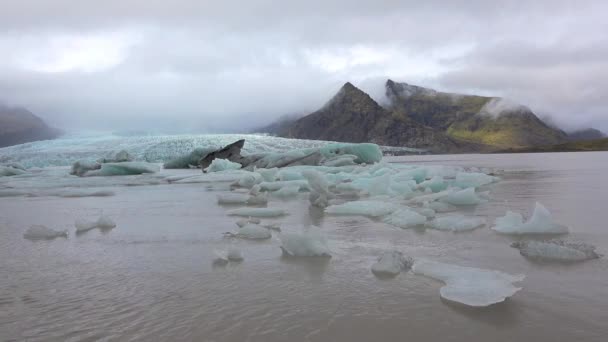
xmin=0 ymin=0 xmax=606 ymax=133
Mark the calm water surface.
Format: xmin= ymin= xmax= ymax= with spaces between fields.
xmin=1 ymin=152 xmax=607 ymax=341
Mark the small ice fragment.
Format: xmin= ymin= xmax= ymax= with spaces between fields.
xmin=237 ymin=224 xmax=272 ymax=239
xmin=383 ymin=208 xmax=427 ymax=229
xmin=217 ymin=193 xmax=251 ymax=204
xmin=23 ymin=225 xmax=68 ymax=240
xmin=212 ymin=251 xmax=230 ymax=266
xmin=236 ymin=172 xmax=263 ymax=188
xmin=428 ymin=215 xmax=486 ymax=232
xmin=203 ymin=158 xmax=242 ymax=173
xmin=325 ymin=200 xmax=398 ymax=217
xmin=411 ymin=259 xmax=524 ymax=307
xmin=441 ymin=188 xmax=486 ymax=206
xmin=414 ymin=207 xmax=436 ymax=218
xmin=371 ymin=251 xmax=413 ymax=276
xmin=302 ymin=170 xmax=331 ymax=208
xmin=511 ymin=240 xmax=600 ymax=262
xmin=236 ymin=217 xmax=261 ymax=228
xmin=227 ymin=247 xmax=244 ymax=261
xmin=227 ymin=208 xmax=287 ymax=218
xmin=419 ymin=176 xmax=447 ymax=193
xmin=280 ymin=229 xmax=331 ymax=257
xmin=277 ymin=170 xmax=304 ymax=181
xmin=75 ymin=218 xmax=99 ymax=233
xmin=256 ymin=168 xmax=278 ymax=182
xmin=85 ymin=162 xmax=160 ymax=176
xmin=453 ymin=172 xmax=498 ymax=188
xmin=96 ymin=214 xmax=117 ymax=229
xmin=492 ymin=202 xmax=568 ymax=234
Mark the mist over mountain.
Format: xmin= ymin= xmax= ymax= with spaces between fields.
xmin=0 ymin=104 xmax=61 ymax=147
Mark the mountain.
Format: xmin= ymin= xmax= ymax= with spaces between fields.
xmin=385 ymin=80 xmax=567 ymax=148
xmin=263 ymin=80 xmax=566 ymax=152
xmin=0 ymin=105 xmax=62 ymax=148
xmin=276 ymin=82 xmax=483 ymax=152
xmin=567 ymin=128 xmax=606 ymax=141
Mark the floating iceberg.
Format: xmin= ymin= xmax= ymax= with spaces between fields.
xmin=227 ymin=207 xmax=287 ymax=218
xmin=325 ymin=200 xmax=398 ymax=217
xmin=0 ymin=166 xmax=27 ymax=177
xmin=277 ymin=170 xmax=305 ymax=181
xmin=412 ymin=259 xmax=524 ymax=307
xmin=163 ymin=147 xmax=216 ymax=169
xmin=319 ymin=143 xmax=382 ymax=164
xmin=383 ymin=208 xmax=427 ymax=229
xmin=302 ymin=170 xmax=331 ymax=208
xmin=96 ymin=214 xmax=117 ymax=229
xmin=236 ymin=223 xmax=272 ymax=239
xmin=23 ymin=225 xmax=68 ymax=240
xmin=441 ymin=188 xmax=486 ymax=206
xmin=76 ymin=214 xmax=117 ymax=232
xmin=511 ymin=240 xmax=600 ymax=262
xmin=492 ymin=202 xmax=568 ymax=234
xmin=74 ymin=218 xmax=99 ymax=233
xmin=371 ymin=251 xmax=413 ymax=276
xmin=453 ymin=172 xmax=498 ymax=188
xmin=280 ymin=229 xmax=331 ymax=257
xmin=204 ymin=158 xmax=242 ymax=173
xmin=85 ymin=162 xmax=160 ymax=176
xmin=213 ymin=247 xmax=245 ymax=265
xmin=428 ymin=215 xmax=486 ymax=232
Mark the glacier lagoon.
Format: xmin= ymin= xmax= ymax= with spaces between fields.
xmin=1 ymin=133 xmax=607 ymax=342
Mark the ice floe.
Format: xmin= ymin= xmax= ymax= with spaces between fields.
xmin=511 ymin=240 xmax=600 ymax=262
xmin=85 ymin=162 xmax=160 ymax=177
xmin=235 ymin=223 xmax=272 ymax=239
xmin=412 ymin=259 xmax=524 ymax=307
xmin=428 ymin=215 xmax=486 ymax=232
xmin=325 ymin=200 xmax=398 ymax=217
xmin=23 ymin=225 xmax=68 ymax=240
xmin=440 ymin=188 xmax=486 ymax=206
xmin=280 ymin=229 xmax=331 ymax=257
xmin=492 ymin=202 xmax=568 ymax=234
xmin=227 ymin=207 xmax=287 ymax=218
xmin=383 ymin=208 xmax=427 ymax=229
xmin=75 ymin=214 xmax=117 ymax=232
xmin=371 ymin=251 xmax=413 ymax=276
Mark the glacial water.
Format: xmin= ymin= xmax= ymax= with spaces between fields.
xmin=1 ymin=135 xmax=607 ymax=342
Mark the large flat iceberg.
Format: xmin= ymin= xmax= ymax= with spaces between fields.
xmin=412 ymin=259 xmax=524 ymax=307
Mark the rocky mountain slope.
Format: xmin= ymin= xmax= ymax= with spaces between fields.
xmin=567 ymin=128 xmax=606 ymax=141
xmin=263 ymin=80 xmax=567 ymax=152
xmin=0 ymin=105 xmax=61 ymax=148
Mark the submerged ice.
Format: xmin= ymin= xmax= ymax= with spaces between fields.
xmin=511 ymin=240 xmax=601 ymax=262
xmin=371 ymin=251 xmax=413 ymax=276
xmin=279 ymin=228 xmax=331 ymax=257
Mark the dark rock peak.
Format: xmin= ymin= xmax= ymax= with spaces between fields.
xmin=322 ymin=81 xmax=383 ymax=113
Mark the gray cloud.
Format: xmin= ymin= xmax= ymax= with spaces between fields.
xmin=0 ymin=0 xmax=606 ymax=133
